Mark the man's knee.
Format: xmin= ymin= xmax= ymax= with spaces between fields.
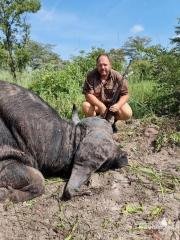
xmin=124 ymin=103 xmax=133 ymax=118
xmin=82 ymin=101 xmax=92 ymax=113
xmin=82 ymin=101 xmax=96 ymax=117
xmin=116 ymin=103 xmax=133 ymax=120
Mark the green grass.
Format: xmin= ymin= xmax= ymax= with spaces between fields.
xmin=129 ymin=164 xmax=180 ymax=195
xmin=0 ymin=70 xmax=33 ymax=88
xmin=45 ymin=177 xmax=64 ymax=185
xmin=0 ymin=70 xmax=13 ymax=82
xmin=121 ymin=203 xmax=144 ymax=215
xmin=129 ymin=80 xmax=157 ymax=118
xmin=24 ymin=199 xmax=37 ymax=209
xmin=149 ymin=206 xmax=165 ymax=220
xmin=129 ymin=80 xmax=156 ymax=103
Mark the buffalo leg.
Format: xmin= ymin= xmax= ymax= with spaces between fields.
xmin=0 ymin=160 xmax=45 ymax=202
xmin=0 ymin=187 xmax=9 ymax=201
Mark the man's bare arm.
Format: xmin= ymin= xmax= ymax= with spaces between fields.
xmin=85 ymin=93 xmax=106 ymax=115
xmin=109 ymin=94 xmax=129 ymax=112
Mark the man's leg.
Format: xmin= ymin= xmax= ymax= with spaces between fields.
xmin=82 ymin=101 xmax=99 ymax=117
xmin=115 ymin=103 xmax=132 ymax=121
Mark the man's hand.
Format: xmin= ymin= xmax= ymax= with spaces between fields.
xmin=86 ymin=94 xmax=107 ymax=116
xmin=99 ymin=102 xmax=107 ymax=116
xmin=109 ymin=103 xmax=120 ymax=113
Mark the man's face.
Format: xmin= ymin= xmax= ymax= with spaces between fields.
xmin=97 ymin=56 xmax=111 ymax=79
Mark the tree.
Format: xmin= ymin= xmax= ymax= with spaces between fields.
xmin=122 ymin=36 xmax=152 ymax=82
xmin=108 ymin=48 xmax=125 ymax=72
xmin=72 ymin=47 xmax=125 ymax=78
xmin=122 ymin=36 xmax=151 ymax=60
xmin=26 ymin=40 xmax=66 ymax=70
xmin=0 ymin=0 xmax=41 ymax=79
xmin=170 ymin=18 xmax=180 ymax=53
xmin=72 ymin=47 xmax=106 ymax=77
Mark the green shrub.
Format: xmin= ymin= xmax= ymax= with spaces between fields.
xmin=29 ymin=64 xmax=85 ymax=118
xmin=143 ymin=48 xmax=179 ymax=116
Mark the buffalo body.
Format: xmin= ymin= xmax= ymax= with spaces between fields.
xmin=0 ymin=80 xmax=127 ymax=202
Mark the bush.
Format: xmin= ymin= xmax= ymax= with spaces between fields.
xmin=150 ymin=51 xmax=179 ymax=116
xmin=29 ymin=64 xmax=85 ymax=118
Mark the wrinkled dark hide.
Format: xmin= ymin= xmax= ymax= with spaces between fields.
xmin=0 ymin=80 xmax=128 ymax=202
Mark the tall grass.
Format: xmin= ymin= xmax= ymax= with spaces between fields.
xmin=129 ymin=79 xmax=157 ymax=118
xmin=0 ymin=70 xmax=33 ymax=88
xmin=0 ymin=70 xmax=14 ymax=82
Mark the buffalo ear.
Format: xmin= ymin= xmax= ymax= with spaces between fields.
xmin=110 ymin=150 xmax=128 ymax=169
xmin=71 ymin=104 xmax=80 ymax=125
xmin=99 ymin=150 xmax=128 ymax=172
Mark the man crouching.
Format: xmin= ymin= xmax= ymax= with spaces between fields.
xmin=82 ymin=54 xmax=132 ymax=126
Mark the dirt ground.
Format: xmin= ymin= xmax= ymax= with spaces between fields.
xmin=0 ymin=117 xmax=179 ymax=240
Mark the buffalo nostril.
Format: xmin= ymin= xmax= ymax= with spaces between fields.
xmin=61 ymin=190 xmax=71 ymax=201
xmin=61 ymin=186 xmax=74 ymax=201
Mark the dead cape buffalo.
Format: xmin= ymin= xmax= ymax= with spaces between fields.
xmin=0 ymin=80 xmax=128 ymax=202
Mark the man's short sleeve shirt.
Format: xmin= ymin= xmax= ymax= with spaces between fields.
xmin=83 ymin=68 xmax=128 ymax=105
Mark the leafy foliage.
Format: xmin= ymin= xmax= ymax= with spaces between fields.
xmin=26 ymin=40 xmax=66 ymax=70
xmin=0 ymin=0 xmax=41 ymax=78
xmin=122 ymin=36 xmax=151 ymax=60
xmin=170 ymin=18 xmax=180 ymax=53
xmin=29 ymin=63 xmax=85 ymax=118
xmin=150 ymin=48 xmax=179 ymax=115
xmin=128 ymin=43 xmax=179 ymax=117
xmin=72 ymin=47 xmax=106 ymax=76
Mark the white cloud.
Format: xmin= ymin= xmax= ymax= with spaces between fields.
xmin=30 ymin=7 xmax=115 ymax=42
xmin=29 ymin=6 xmax=128 ymax=59
xmin=130 ymin=24 xmax=144 ymax=34
xmin=36 ymin=8 xmax=79 ymax=25
xmin=38 ymin=9 xmax=56 ymax=22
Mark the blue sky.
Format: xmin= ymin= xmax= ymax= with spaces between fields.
xmin=28 ymin=0 xmax=180 ymax=60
